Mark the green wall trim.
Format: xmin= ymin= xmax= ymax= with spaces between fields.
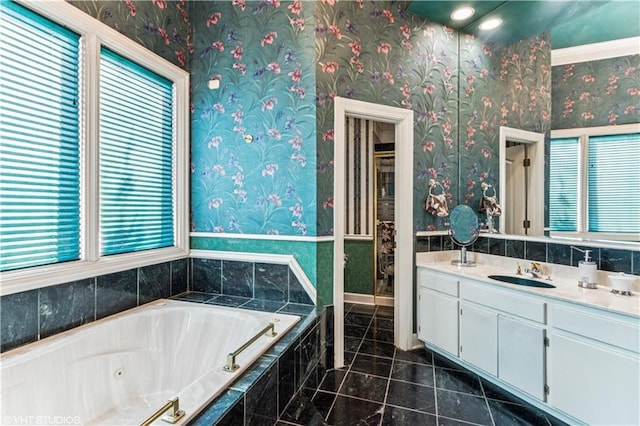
xmin=344 ymin=240 xmax=374 ymax=295
xmin=316 ymin=240 xmax=334 ymax=307
xmin=190 ymin=237 xmax=318 ymax=288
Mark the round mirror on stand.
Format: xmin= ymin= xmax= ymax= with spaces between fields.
xmin=449 ymin=204 xmax=479 ymax=267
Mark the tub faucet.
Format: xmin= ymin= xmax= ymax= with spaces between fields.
xmin=525 ymin=262 xmax=543 ymax=278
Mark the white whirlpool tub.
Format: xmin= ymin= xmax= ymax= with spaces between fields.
xmin=0 ymin=299 xmax=300 ymax=425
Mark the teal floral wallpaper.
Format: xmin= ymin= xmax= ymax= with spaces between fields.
xmin=189 ymin=0 xmax=317 ymax=236
xmin=67 ymin=0 xmax=555 ymax=238
xmin=460 ymin=33 xmax=551 ymax=217
xmin=67 ymin=0 xmax=192 ymax=70
xmin=552 ymin=54 xmax=640 ymax=129
xmin=315 ymin=0 xmax=460 ymax=234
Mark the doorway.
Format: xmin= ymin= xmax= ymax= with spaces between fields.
xmin=342 ymin=117 xmax=395 ymax=307
xmin=499 ymin=126 xmax=545 ymax=236
xmin=333 ymin=98 xmax=414 ymax=369
xmin=374 ymin=153 xmax=395 ymax=306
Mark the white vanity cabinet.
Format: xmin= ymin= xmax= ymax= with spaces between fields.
xmin=459 ymin=280 xmax=547 ymax=400
xmin=548 ymin=304 xmax=640 ymax=426
xmin=498 ymin=315 xmax=546 ymax=401
xmin=416 ymin=264 xmax=640 ymax=425
xmin=459 ymin=301 xmax=498 ymax=375
xmin=417 ymin=268 xmax=459 ymax=356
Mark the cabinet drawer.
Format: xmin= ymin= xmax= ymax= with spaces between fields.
xmin=460 ymin=281 xmax=546 ymax=323
xmin=551 ymin=305 xmax=639 ymax=353
xmin=418 ymin=268 xmax=459 ymax=297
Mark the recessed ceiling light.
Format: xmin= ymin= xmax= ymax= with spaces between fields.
xmin=451 ymin=6 xmax=475 ymax=21
xmin=479 ymin=17 xmax=503 ymax=31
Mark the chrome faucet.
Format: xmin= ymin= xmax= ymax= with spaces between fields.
xmin=525 ymin=262 xmax=543 ymax=278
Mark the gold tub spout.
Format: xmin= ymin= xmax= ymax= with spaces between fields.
xmin=140 ymin=396 xmax=185 ymax=425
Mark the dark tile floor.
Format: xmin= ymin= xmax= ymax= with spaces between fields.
xmin=278 ymin=303 xmax=566 ymax=426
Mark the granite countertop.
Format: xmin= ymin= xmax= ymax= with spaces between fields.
xmin=416 ymin=251 xmax=640 ymax=318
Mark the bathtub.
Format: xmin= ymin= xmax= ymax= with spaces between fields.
xmin=0 ymin=299 xmax=300 ymax=425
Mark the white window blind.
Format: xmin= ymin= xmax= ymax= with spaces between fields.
xmin=0 ymin=1 xmax=81 ymax=271
xmin=548 ymin=137 xmax=579 ymax=231
xmin=587 ymin=133 xmax=640 ymax=233
xmin=550 ymin=129 xmax=640 ymax=238
xmin=99 ymin=47 xmax=175 ymax=256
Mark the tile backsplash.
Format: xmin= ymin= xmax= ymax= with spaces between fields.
xmin=417 ymin=235 xmax=639 ymax=276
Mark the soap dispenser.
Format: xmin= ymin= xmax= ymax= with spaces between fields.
xmin=572 ymin=247 xmax=598 ymax=289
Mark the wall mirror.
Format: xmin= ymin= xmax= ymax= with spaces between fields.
xmin=484 ymin=41 xmax=638 ymax=247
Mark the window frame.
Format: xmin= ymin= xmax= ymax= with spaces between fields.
xmin=1 ymin=0 xmax=189 ymax=295
xmin=550 ymin=123 xmax=640 ymax=241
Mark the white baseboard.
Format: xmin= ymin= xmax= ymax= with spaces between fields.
xmin=344 ymin=292 xmax=375 ymax=305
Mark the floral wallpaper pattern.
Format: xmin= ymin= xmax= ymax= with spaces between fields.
xmin=552 ymin=54 xmax=640 ymax=129
xmin=67 ymin=0 xmax=191 ymax=70
xmin=68 ymin=0 xmax=555 ymax=238
xmin=314 ymin=1 xmax=552 ymax=234
xmin=459 ymin=33 xmax=551 ymax=218
xmin=314 ymin=0 xmax=459 ymax=235
xmin=189 ymin=0 xmax=317 ymax=236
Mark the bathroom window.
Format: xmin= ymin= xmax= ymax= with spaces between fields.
xmin=0 ymin=1 xmax=189 ymax=293
xmin=99 ymin=48 xmax=176 ymax=256
xmin=549 ymin=124 xmax=640 ymax=240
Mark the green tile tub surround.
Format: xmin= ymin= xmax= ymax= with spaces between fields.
xmin=190 ymin=257 xmax=313 ymax=305
xmin=191 ymin=307 xmax=328 ymax=426
xmin=344 ymin=240 xmax=375 ymax=295
xmin=0 ymin=259 xmax=191 ymax=353
xmin=191 ymin=235 xmax=318 ymax=287
xmin=190 ymin=237 xmax=330 ymax=305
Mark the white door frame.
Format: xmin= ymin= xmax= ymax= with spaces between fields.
xmin=498 ymin=126 xmax=545 ymax=236
xmin=333 ymin=97 xmax=414 ymax=368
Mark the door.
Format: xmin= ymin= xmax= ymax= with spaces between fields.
xmin=549 ymin=332 xmax=640 ymax=425
xmin=498 ymin=316 xmax=546 ymax=400
xmin=418 ymin=287 xmax=459 ymax=356
xmin=375 ymin=154 xmax=394 ymax=303
xmin=460 ymin=302 xmax=498 ymax=375
xmin=333 ymin=97 xmax=415 ymax=368
xmin=505 ymin=144 xmax=528 ymax=235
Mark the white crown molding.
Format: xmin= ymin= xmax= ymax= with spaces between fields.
xmin=190 ymin=232 xmax=334 ymax=243
xmin=189 ymin=249 xmax=317 ymax=304
xmin=552 ymin=36 xmax=640 ymax=66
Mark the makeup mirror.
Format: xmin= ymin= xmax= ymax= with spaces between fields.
xmin=449 ymin=204 xmax=479 ymax=267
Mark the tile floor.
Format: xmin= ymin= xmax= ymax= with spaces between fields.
xmin=278 ymin=303 xmax=567 ymax=426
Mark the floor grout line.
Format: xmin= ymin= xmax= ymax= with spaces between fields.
xmin=479 ymin=375 xmax=497 ymax=426
xmin=291 ymin=303 xmax=562 ymax=426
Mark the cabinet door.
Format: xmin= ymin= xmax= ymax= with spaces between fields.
xmin=460 ymin=302 xmax=497 ymax=375
xmin=418 ymin=287 xmax=459 ymax=356
xmin=498 ymin=316 xmax=545 ymax=400
xmin=549 ymin=332 xmax=640 ymax=426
